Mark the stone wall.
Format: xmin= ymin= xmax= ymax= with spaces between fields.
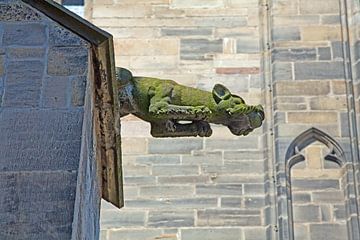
xmin=0 ymin=1 xmax=97 ymax=239
xmin=85 ymin=0 xmax=360 ymax=239
xmin=86 ymin=0 xmax=270 ymax=239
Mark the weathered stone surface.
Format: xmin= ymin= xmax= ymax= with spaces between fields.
xmin=100 ymin=210 xmax=146 ymax=228
xmin=136 ymin=155 xmax=181 ymax=165
xmin=237 ymin=37 xmax=260 ymax=53
xmin=42 ymin=76 xmax=69 ymax=108
xmin=300 ymin=0 xmax=339 ymax=14
xmin=125 ymin=197 xmax=217 ymax=209
xmin=293 ymin=205 xmax=320 ymax=223
xmin=312 ymin=191 xmax=344 ymax=203
xmin=287 ymin=112 xmax=338 ymax=124
xmin=202 ymin=161 xmax=265 ymax=174
xmin=181 ymin=228 xmax=241 ymax=240
xmin=318 ymin=47 xmax=331 ymax=60
xmin=7 ymin=48 xmax=45 ymax=59
xmin=196 ymin=184 xmax=243 ymax=196
xmin=197 ymin=209 xmax=261 ymax=226
xmin=294 ymin=62 xmax=345 ymax=80
xmin=48 ymin=47 xmax=88 ymax=76
xmin=0 ymin=109 xmax=83 ymax=171
xmin=205 ymin=137 xmax=259 ymax=150
xmin=291 ymin=179 xmax=340 ymax=190
xmin=108 ymin=229 xmax=163 ymax=240
xmin=170 ymin=0 xmax=224 ymax=9
xmin=148 ymin=211 xmax=194 ymax=227
xmin=3 ymin=60 xmax=43 ymax=107
xmin=332 ymin=41 xmax=344 ymax=59
xmin=272 ymin=27 xmax=300 ymax=41
xmin=272 ymin=48 xmax=316 ymax=62
xmin=3 ymin=24 xmax=46 ymax=46
xmin=302 ymin=26 xmax=342 ymax=41
xmin=321 ymin=15 xmax=340 ymax=25
xmin=152 ymin=165 xmax=199 ymax=176
xmin=71 ymin=76 xmax=87 ymax=107
xmin=158 ymin=175 xmax=210 ymax=184
xmin=309 ymin=224 xmax=347 ymax=240
xmin=49 ymin=24 xmax=88 ymax=46
xmin=161 ymin=28 xmax=212 ymax=36
xmin=140 ymin=186 xmax=194 ymax=197
xmin=0 ymin=54 xmax=4 ymax=76
xmin=272 ymin=62 xmax=292 ymax=81
xmin=181 ymin=39 xmax=222 ymax=60
xmin=0 ymin=2 xmax=42 ymax=21
xmin=0 ymin=171 xmax=77 ymax=240
xmin=148 ymin=138 xmax=203 ymax=154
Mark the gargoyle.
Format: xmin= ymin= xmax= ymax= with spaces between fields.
xmin=117 ymin=67 xmax=264 ymax=137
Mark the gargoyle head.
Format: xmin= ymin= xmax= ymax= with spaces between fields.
xmin=212 ymin=84 xmax=265 ymax=136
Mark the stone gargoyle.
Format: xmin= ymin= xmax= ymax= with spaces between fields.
xmin=116 ymin=68 xmax=264 ymax=137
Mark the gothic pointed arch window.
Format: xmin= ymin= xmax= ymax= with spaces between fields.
xmin=278 ymin=128 xmax=357 ymax=240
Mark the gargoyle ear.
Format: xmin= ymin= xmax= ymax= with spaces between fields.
xmin=212 ymin=84 xmax=231 ymax=104
xmin=116 ymin=67 xmax=133 ymax=83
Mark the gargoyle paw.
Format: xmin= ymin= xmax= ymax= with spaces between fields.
xmin=197 ymin=121 xmax=212 ymax=137
xmin=165 ymin=120 xmax=176 ymax=132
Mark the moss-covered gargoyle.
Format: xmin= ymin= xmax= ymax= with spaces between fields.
xmin=117 ymin=68 xmax=265 ymax=138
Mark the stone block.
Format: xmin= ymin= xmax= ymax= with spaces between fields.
xmin=291 ymin=179 xmax=340 ymax=190
xmin=71 ymin=76 xmax=87 ymax=107
xmin=340 ymin=112 xmax=350 ymax=137
xmin=272 ymin=62 xmax=292 ymax=81
xmin=196 ymin=184 xmax=242 ymax=196
xmin=48 ymin=47 xmax=88 ymax=76
xmin=294 ymin=224 xmax=310 ymax=240
xmin=140 ymin=186 xmax=194 ymax=197
xmin=203 ymin=161 xmax=265 ymax=175
xmin=3 ymin=23 xmax=46 ymax=46
xmin=312 ymin=191 xmax=344 ymax=203
xmin=93 ymin=4 xmax=152 ymax=18
xmin=181 ymin=39 xmax=222 ymax=60
xmin=182 ymin=151 xmax=223 ymax=165
xmin=321 ymin=15 xmax=340 ymax=25
xmin=136 ymin=155 xmax=181 ymax=165
xmin=237 ymin=37 xmax=260 ymax=53
xmin=309 ymin=96 xmax=347 ymax=110
xmin=148 ymin=138 xmax=203 ymax=154
xmin=197 ymin=209 xmax=261 ymax=226
xmin=121 ymin=138 xmax=148 ymax=155
xmin=152 ymin=165 xmax=199 ymax=176
xmin=221 ymin=197 xmax=242 ymax=208
xmin=0 ymin=109 xmax=83 ymax=171
xmin=7 ymin=48 xmax=45 ymax=59
xmin=170 ymin=0 xmax=224 ymax=9
xmin=2 ymin=60 xmax=44 ymax=107
xmin=334 ymin=204 xmax=346 ymax=220
xmin=274 ymin=81 xmax=330 ymax=96
xmin=205 ymin=137 xmax=259 ymax=150
xmin=309 ymin=224 xmax=347 ymax=240
xmin=123 ymin=165 xmax=151 ymax=177
xmin=331 ymin=80 xmax=346 ymax=94
xmin=272 ymin=48 xmax=316 ymax=62
xmin=148 ymin=211 xmax=194 ymax=227
xmin=272 ymin=16 xmax=320 ymax=26
xmin=223 ymin=150 xmax=264 ymax=161
xmin=115 ymin=39 xmax=178 ymax=56
xmin=124 ymin=176 xmax=156 ymax=185
xmin=181 ymin=228 xmax=241 ymax=240
xmin=272 ymin=27 xmax=301 ymax=41
xmin=244 ymin=196 xmax=268 ymax=208
xmin=100 ymin=210 xmax=145 ymax=229
xmin=243 ymin=183 xmax=267 ymax=195
xmin=158 ymin=175 xmax=210 ymax=184
xmin=0 ymin=2 xmax=42 ymax=21
xmin=302 ymin=26 xmax=342 ymax=41
xmin=294 ymin=62 xmax=345 ymax=80
xmin=108 ymin=229 xmax=163 ymax=240
xmin=332 ymin=41 xmax=344 ymax=59
xmin=42 ymin=76 xmax=69 ymax=108
xmin=292 ymin=192 xmax=311 ymax=203
xmin=318 ymin=47 xmax=331 ymax=60
xmin=320 ymin=205 xmax=332 ymax=221
xmin=287 ymin=112 xmax=338 ymax=124
xmin=243 ymin=227 xmax=270 ymax=240
xmin=49 ymin=24 xmax=88 ymax=47
xmin=125 ymin=197 xmax=217 ymax=209
xmin=293 ymin=205 xmax=321 ymax=223
xmin=129 ymin=56 xmax=178 ymax=70
xmin=161 ymin=28 xmax=212 ymax=36
xmin=300 ymin=0 xmax=339 ymax=14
